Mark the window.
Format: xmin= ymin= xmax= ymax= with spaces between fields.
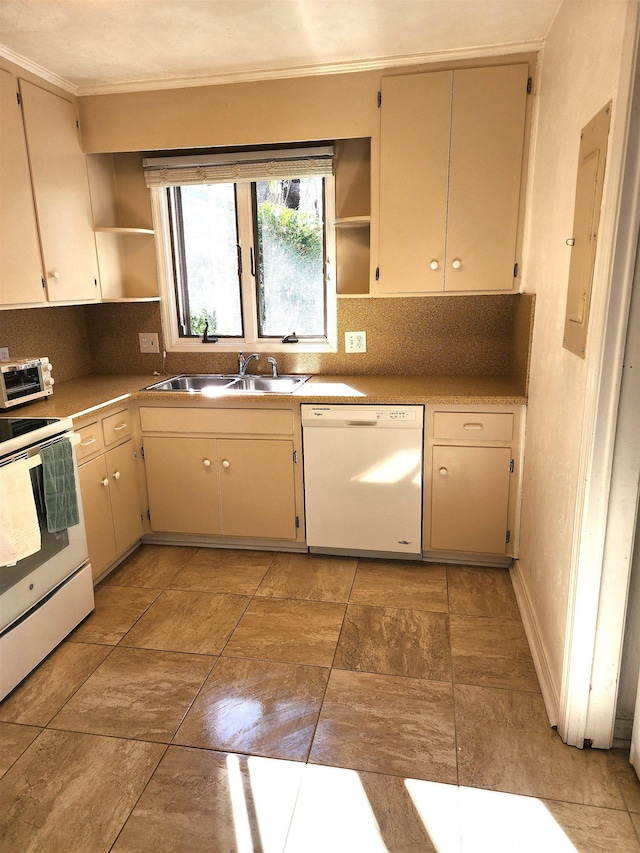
xmin=145 ymin=147 xmax=336 ymax=353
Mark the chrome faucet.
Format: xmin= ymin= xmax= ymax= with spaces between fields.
xmin=237 ymin=351 xmax=259 ymax=376
xmin=266 ymin=357 xmax=278 ymax=377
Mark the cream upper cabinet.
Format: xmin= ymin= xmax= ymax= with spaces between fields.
xmin=19 ymin=80 xmax=100 ymax=304
xmin=0 ymin=69 xmax=45 ymax=306
xmin=376 ymin=63 xmax=529 ymax=295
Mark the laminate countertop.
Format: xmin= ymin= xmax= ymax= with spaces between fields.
xmin=5 ymin=372 xmax=527 ymax=422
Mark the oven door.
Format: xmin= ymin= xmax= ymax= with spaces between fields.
xmin=0 ymin=434 xmax=89 ymax=633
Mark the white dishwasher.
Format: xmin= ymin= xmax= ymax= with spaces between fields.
xmin=301 ymin=404 xmax=424 ymax=556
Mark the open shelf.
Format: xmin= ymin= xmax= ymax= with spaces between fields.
xmin=95 ymin=226 xmax=154 ymax=235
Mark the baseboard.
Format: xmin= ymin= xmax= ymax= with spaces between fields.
xmin=510 ymin=560 xmax=560 ymax=727
xmin=614 ymin=716 xmax=634 ymax=748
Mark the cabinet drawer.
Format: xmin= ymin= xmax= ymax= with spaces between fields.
xmin=102 ymin=410 xmax=132 ymax=445
xmin=76 ymin=421 xmax=105 ymax=461
xmin=433 ymin=412 xmax=514 ymax=441
xmin=140 ymin=406 xmax=293 ymax=436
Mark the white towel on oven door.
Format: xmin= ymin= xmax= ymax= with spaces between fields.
xmin=0 ymin=458 xmax=41 ymax=566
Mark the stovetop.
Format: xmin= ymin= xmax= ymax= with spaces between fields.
xmin=0 ymin=416 xmax=74 ymax=458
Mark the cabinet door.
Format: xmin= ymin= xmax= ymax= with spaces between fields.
xmin=0 ymin=69 xmax=44 ymax=305
xmin=446 ymin=64 xmax=528 ymax=292
xmin=144 ymin=437 xmax=221 ymax=535
xmin=78 ymin=455 xmax=116 ymax=580
xmin=218 ymin=438 xmax=296 ymax=540
xmin=105 ymin=441 xmax=142 ymax=555
xmin=19 ymin=80 xmax=99 ymax=303
xmin=377 ymin=71 xmax=451 ymax=293
xmin=430 ymin=445 xmax=511 ymax=554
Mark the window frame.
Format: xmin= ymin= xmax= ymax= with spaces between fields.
xmin=150 ymin=167 xmax=337 ymax=355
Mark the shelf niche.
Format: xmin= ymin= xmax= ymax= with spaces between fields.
xmin=335 ymin=138 xmax=371 ymax=296
xmin=88 ymin=152 xmax=159 ymax=302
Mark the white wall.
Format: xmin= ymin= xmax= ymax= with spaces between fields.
xmin=516 ymin=0 xmax=634 ymax=719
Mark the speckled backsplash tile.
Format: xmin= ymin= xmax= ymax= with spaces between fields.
xmin=84 ymin=295 xmax=532 ymax=381
xmin=0 ymin=306 xmax=91 ymax=381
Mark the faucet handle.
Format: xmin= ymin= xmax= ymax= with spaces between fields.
xmin=266 ymin=356 xmax=278 ymax=377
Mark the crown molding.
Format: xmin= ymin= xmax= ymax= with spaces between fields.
xmin=0 ymin=44 xmax=77 ymax=94
xmin=76 ymin=39 xmax=544 ymax=97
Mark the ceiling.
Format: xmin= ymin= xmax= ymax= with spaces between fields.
xmin=0 ymin=0 xmax=563 ymax=95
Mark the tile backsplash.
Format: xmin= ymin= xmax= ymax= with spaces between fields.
xmin=1 ymin=293 xmax=533 ymax=386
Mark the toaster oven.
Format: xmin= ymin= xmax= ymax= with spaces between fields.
xmin=0 ymin=357 xmax=54 ymax=409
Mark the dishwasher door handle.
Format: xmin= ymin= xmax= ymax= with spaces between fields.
xmin=346 ymin=420 xmax=378 ymax=427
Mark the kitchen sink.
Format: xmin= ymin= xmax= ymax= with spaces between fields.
xmin=143 ymin=373 xmax=311 ymax=395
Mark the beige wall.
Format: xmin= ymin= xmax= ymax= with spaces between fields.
xmin=517 ymin=0 xmax=633 ymax=703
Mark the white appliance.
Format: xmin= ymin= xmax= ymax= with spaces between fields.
xmin=302 ymin=404 xmax=424 ymax=556
xmin=0 ymin=357 xmax=54 ymax=408
xmin=0 ymin=416 xmax=93 ymax=700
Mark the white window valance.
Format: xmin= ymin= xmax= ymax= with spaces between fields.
xmin=143 ymin=146 xmax=334 ymax=188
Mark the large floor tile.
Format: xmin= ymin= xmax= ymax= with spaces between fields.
xmin=447 ymin=565 xmax=519 ymax=617
xmin=224 ymin=597 xmax=346 ymax=666
xmin=334 ymin=604 xmax=452 ymax=680
xmin=49 ymin=647 xmax=214 ymax=742
xmin=174 ymin=656 xmax=329 ymax=760
xmin=103 ymin=544 xmax=198 ymax=589
xmin=112 ymin=746 xmax=304 ymax=853
xmin=168 ymin=548 xmax=275 ymax=595
xmin=350 ymin=560 xmax=448 ymax=612
xmin=69 ymin=584 xmax=160 ymax=645
xmin=0 ymin=729 xmax=163 ymax=853
xmin=450 ymin=614 xmax=540 ymax=692
xmin=609 ymin=748 xmax=640 ymax=813
xmin=0 ymin=641 xmax=111 ymax=726
xmin=284 ymin=763 xmax=449 ymax=853
xmin=119 ymin=589 xmax=249 ymax=655
xmin=454 ymin=785 xmax=640 ymax=853
xmin=310 ymin=669 xmax=457 ymax=783
xmin=0 ymin=722 xmax=41 ymax=778
xmin=256 ymin=552 xmax=357 ymax=602
xmin=455 ymin=683 xmax=625 ymax=808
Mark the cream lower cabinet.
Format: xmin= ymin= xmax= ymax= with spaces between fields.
xmin=424 ymin=406 xmax=524 ymax=559
xmin=76 ymin=410 xmax=143 ymax=579
xmin=140 ymin=407 xmax=300 ymax=542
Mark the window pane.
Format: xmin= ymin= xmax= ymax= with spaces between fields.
xmin=255 ymin=177 xmax=325 ymax=337
xmin=176 ymin=184 xmax=243 ymax=337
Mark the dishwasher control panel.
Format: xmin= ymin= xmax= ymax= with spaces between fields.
xmin=301 ymin=405 xmax=423 ymax=428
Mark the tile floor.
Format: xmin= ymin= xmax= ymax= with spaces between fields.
xmin=2 ymin=544 xmax=640 ymax=851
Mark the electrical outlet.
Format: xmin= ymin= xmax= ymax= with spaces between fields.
xmin=139 ymin=332 xmax=159 ymax=354
xmin=345 ymin=331 xmax=367 ymax=353
xmin=0 ymin=347 xmax=9 ymax=362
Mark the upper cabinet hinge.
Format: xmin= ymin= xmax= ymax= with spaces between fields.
xmin=295 ymin=515 xmax=300 ymax=529
xmin=377 ymin=91 xmax=382 ymax=108
xmin=527 ymin=77 xmax=532 ymax=94
xmin=141 ymin=445 xmax=145 ymax=460
xmin=513 ymin=262 xmax=519 ymax=278
xmin=506 ymin=529 xmax=511 ymax=544
xmin=510 ymin=459 xmax=515 ymax=473
xmin=41 ymin=277 xmax=46 ymax=289
xmin=375 ymin=267 xmax=380 ymax=281
xmin=16 ymin=90 xmax=21 ymax=106
xmin=76 ymin=119 xmax=79 ymax=129
xmin=293 ymin=450 xmax=298 ymax=464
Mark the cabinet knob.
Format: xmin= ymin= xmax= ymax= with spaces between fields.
xmin=430 ymin=260 xmax=439 ymax=270
xmin=48 ymin=270 xmax=60 ymax=280
xmin=112 ymin=471 xmax=121 ymax=480
xmin=101 ymin=478 xmax=109 ymax=487
xmin=222 ymin=460 xmax=230 ymax=469
xmin=439 ymin=467 xmax=448 ymax=477
xmin=451 ymin=259 xmax=462 ymax=270
xmin=203 ymin=459 xmax=211 ymax=468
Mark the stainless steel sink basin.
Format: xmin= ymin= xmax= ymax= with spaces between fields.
xmin=143 ymin=373 xmax=310 ymax=395
xmin=227 ymin=375 xmax=310 ymax=394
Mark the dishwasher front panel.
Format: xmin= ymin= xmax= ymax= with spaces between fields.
xmin=302 ymin=405 xmax=424 ymax=555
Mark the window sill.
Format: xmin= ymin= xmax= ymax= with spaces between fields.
xmin=165 ymin=339 xmax=338 ymax=355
